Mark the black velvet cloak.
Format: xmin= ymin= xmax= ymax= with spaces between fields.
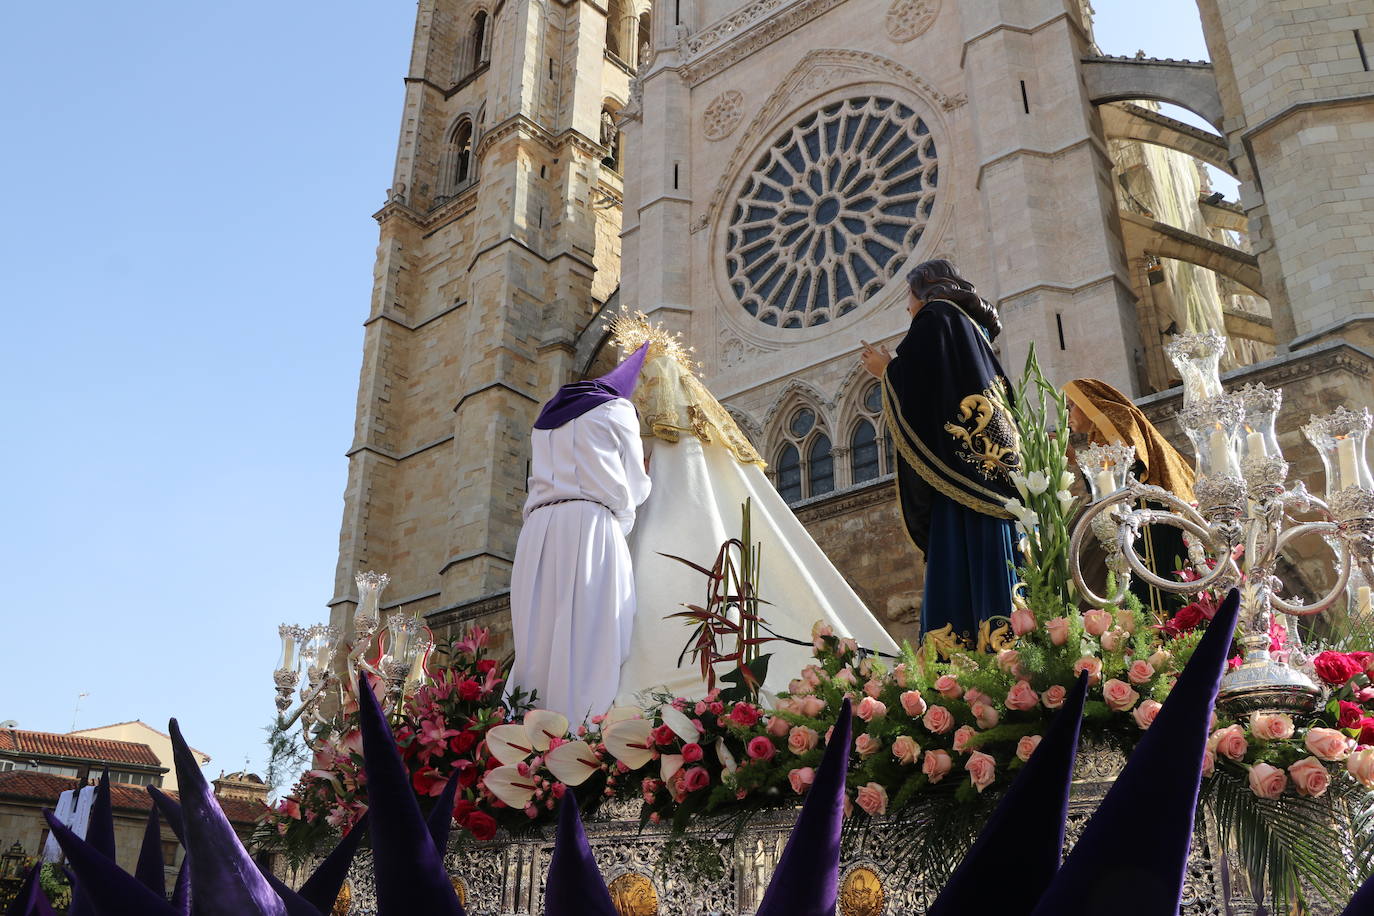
xmin=880 ymin=299 xmax=1021 ymax=551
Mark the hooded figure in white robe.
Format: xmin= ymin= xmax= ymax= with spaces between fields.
xmin=508 ymin=343 xmax=652 ymax=724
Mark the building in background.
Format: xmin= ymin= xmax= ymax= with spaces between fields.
xmin=329 ymin=0 xmax=1373 ymax=650
xmin=68 ymin=721 xmax=210 ymax=793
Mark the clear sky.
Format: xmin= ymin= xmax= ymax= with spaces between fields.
xmin=0 ymin=0 xmax=1222 ymax=785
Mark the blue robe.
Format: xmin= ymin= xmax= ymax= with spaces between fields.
xmin=881 ymin=299 xmax=1021 ymax=645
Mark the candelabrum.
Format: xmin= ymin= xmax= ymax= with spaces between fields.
xmin=1069 ymin=331 xmax=1374 ymax=718
xmin=272 ymin=571 xmax=436 ymax=741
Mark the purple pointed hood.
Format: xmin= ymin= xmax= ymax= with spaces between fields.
xmin=427 ymin=771 xmax=462 ymax=855
xmin=42 ymin=811 xmax=174 ymax=916
xmin=5 ymin=865 xmax=57 ymax=916
xmin=543 ymin=791 xmax=616 ymax=916
xmin=68 ymin=771 xmax=115 ymax=916
xmin=297 ymin=812 xmax=369 ymax=914
xmin=1030 ymin=588 xmax=1241 ymax=916
xmin=929 ymin=672 xmax=1090 ymax=916
xmin=532 ymin=342 xmax=650 ymax=430
xmin=355 ymin=673 xmax=466 ymax=916
xmin=170 ymin=862 xmax=190 ymax=916
xmin=754 ymin=697 xmax=853 ymax=916
xmin=135 ymin=806 xmax=166 ymax=897
xmin=1342 ymin=870 xmax=1374 ymax=915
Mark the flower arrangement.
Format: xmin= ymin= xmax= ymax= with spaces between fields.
xmin=263 ymin=352 xmax=1374 ymax=907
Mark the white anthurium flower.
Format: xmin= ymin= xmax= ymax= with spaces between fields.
xmin=523 ymin=710 xmax=569 ymax=752
xmin=486 ymin=724 xmax=536 ymax=766
xmin=1025 ymin=470 xmax=1050 ymax=495
xmin=603 ymin=718 xmax=655 ymax=769
xmin=1059 ymin=470 xmax=1076 ymax=492
xmin=482 ymin=764 xmax=537 ymax=809
xmin=716 ymin=738 xmax=738 ymax=775
xmin=544 ymin=741 xmax=600 ymax=786
xmin=659 ymin=705 xmax=700 ymax=743
xmin=1010 ymin=473 xmax=1030 ymax=502
xmin=1057 ymin=490 xmax=1075 ymax=514
xmin=602 ymin=706 xmax=644 ymax=728
xmin=660 ymin=753 xmax=685 ymax=782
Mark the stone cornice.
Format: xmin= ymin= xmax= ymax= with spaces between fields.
xmin=678 ymin=0 xmax=851 ymax=86
xmin=793 ymin=477 xmax=895 ymax=524
xmin=453 ymin=380 xmax=542 ymax=413
xmin=346 ymin=435 xmax=455 ymax=463
xmin=424 ymin=590 xmax=513 ymax=631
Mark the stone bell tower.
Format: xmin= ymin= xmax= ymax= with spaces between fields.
xmin=327 ymin=0 xmax=640 ymax=642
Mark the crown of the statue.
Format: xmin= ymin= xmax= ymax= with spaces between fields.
xmin=606 ymin=309 xmax=700 ymax=374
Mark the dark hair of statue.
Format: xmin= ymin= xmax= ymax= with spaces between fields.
xmin=906 ymin=259 xmax=1002 ymax=341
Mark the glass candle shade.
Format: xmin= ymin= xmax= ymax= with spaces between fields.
xmin=1164 ymin=330 xmax=1226 ymax=409
xmin=277 ymin=624 xmax=307 ymax=673
xmin=1302 ymin=406 xmax=1374 ymax=497
xmin=307 ymin=624 xmax=341 ymax=673
xmin=1077 ymin=443 xmax=1136 ymax=502
xmin=354 ymin=570 xmax=390 ymax=634
xmin=383 ymin=612 xmax=423 ymax=675
xmin=1178 ymin=394 xmax=1244 ymax=480
xmin=1237 ymin=383 xmax=1283 ymax=463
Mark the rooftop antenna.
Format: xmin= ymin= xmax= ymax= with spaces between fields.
xmin=71 ymin=692 xmax=89 ymax=731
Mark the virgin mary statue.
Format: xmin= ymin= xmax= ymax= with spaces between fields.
xmin=608 ymin=313 xmax=900 ymax=706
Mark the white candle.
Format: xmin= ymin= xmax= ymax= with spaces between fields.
xmin=1208 ymin=427 xmax=1233 ymax=476
xmin=1359 ymin=586 xmax=1372 ymax=617
xmin=1094 ymin=468 xmax=1116 ymax=499
xmin=1246 ymin=431 xmax=1268 ymax=458
xmin=1337 ymin=437 xmax=1359 ymax=489
xmin=282 ymin=635 xmax=297 ymax=671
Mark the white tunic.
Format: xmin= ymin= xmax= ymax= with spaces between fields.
xmin=508 ymin=398 xmax=652 ymax=724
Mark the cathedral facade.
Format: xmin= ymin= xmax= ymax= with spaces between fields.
xmin=328 ymin=0 xmax=1374 ymax=649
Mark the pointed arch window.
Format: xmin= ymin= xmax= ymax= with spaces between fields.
xmin=452 ymin=119 xmax=474 ymax=187
xmin=471 ymin=11 xmax=489 ymax=67
xmin=772 ymin=405 xmax=834 ymax=503
xmin=635 ymin=11 xmax=651 ymax=69
xmin=605 ymin=0 xmax=626 ymax=58
xmin=849 ymin=381 xmax=894 ymax=484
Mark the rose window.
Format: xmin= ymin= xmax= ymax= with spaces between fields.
xmin=726 ymin=96 xmax=938 ymax=328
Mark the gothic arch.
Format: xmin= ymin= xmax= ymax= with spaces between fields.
xmin=1081 ymin=56 xmax=1224 ymax=130
xmin=765 ymin=385 xmax=837 ymax=502
xmin=762 ymin=378 xmax=834 ymax=434
xmin=725 ymin=405 xmax=764 ymax=449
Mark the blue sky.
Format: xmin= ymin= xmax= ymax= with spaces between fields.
xmin=0 ymin=0 xmax=1219 ymax=784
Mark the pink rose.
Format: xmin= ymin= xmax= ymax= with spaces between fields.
xmin=1073 ymin=656 xmax=1103 ymax=685
xmin=799 ymin=695 xmax=827 ymax=718
xmin=766 ymin=716 xmax=791 ymax=738
xmin=1006 ymin=681 xmax=1040 ymax=712
xmin=1102 ymin=678 xmax=1139 ymax=712
xmin=854 ymin=733 xmax=882 ymax=757
xmin=934 ymin=675 xmax=962 ymax=700
xmin=1100 ymin=628 xmax=1125 ymax=653
xmin=729 ymin=704 xmax=761 ymax=727
xmin=838 ymin=637 xmax=859 ymax=656
xmin=892 ymin=735 xmax=921 ymax=765
xmin=1148 ymin=649 xmax=1171 ymax=670
xmin=996 ymin=649 xmax=1022 ymax=674
xmin=772 ymin=698 xmax=798 ymax=716
xmin=952 ymin=725 xmax=976 ymax=753
xmin=1201 ymin=749 xmax=1216 ymax=777
xmin=1042 ymin=685 xmax=1067 ymax=709
xmin=900 ymin=690 xmax=928 ymax=717
xmin=681 ymin=742 xmax=704 ymax=763
xmin=788 ymin=726 xmax=819 ymax=755
xmin=922 ymin=749 xmax=953 ymax=783
xmin=683 ymin=767 xmax=710 ymax=793
xmin=1011 ymin=606 xmax=1036 ymax=636
xmin=964 ymin=689 xmax=990 ymax=708
xmin=1083 ymin=609 xmax=1113 ymax=636
xmin=835 ymin=669 xmax=858 ymax=686
xmin=1304 ymin=727 xmax=1351 ymax=762
xmin=1249 ymin=712 xmax=1295 ymax=742
xmin=1046 ymin=617 xmax=1069 ymax=646
xmin=856 ymin=696 xmax=887 ymax=722
xmin=1210 ymin=725 xmax=1248 ymax=762
xmin=787 ymin=767 xmax=815 ymax=794
xmin=1247 ymin=762 xmax=1287 ymax=799
xmin=923 ymin=705 xmax=955 ymax=734
xmin=966 ymin=751 xmax=996 ymax=792
xmin=787 ymin=679 xmax=807 ymax=696
xmin=811 ymin=621 xmax=834 ymax=643
xmin=973 ymin=702 xmax=1000 ymax=729
xmin=1016 ymin=735 xmax=1042 ymax=761
xmin=1288 ymin=757 xmax=1330 ymax=798
xmin=1115 ymin=608 xmax=1137 ymax=633
xmin=1347 ymin=748 xmax=1374 ymax=788
xmin=802 ymin=666 xmax=824 ymax=687
xmin=863 ymin=679 xmax=884 ymax=699
xmin=893 ymin=663 xmax=910 ymax=688
xmin=747 ymin=735 xmax=776 ymax=761
xmin=1132 ymin=699 xmax=1162 ymax=730
xmin=855 ymin=782 xmax=889 ymax=816
xmin=1127 ymin=660 xmax=1155 ymax=685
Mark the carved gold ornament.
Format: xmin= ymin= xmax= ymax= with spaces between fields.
xmin=943 ymin=383 xmax=1021 ymax=482
xmin=331 ymin=882 xmax=351 ymax=916
xmin=608 ymin=872 xmax=659 ymax=915
xmin=450 ymin=876 xmax=468 ymax=906
xmin=839 ymin=866 xmax=886 ymax=915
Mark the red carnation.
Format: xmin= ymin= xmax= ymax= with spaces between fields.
xmin=476 ymin=659 xmax=498 ymax=675
xmin=1340 ymin=701 xmax=1365 ymax=729
xmin=681 ymin=742 xmax=704 ymax=763
xmin=1313 ymin=651 xmax=1365 ymax=686
xmin=457 ymin=679 xmax=483 ymax=701
xmin=451 ymin=798 xmax=478 ymax=823
xmin=465 ymin=811 xmax=498 ymax=841
xmin=650 ymin=724 xmax=677 ymax=747
xmin=728 ymin=704 xmax=761 ymax=727
xmin=450 ymin=731 xmax=478 ymax=755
